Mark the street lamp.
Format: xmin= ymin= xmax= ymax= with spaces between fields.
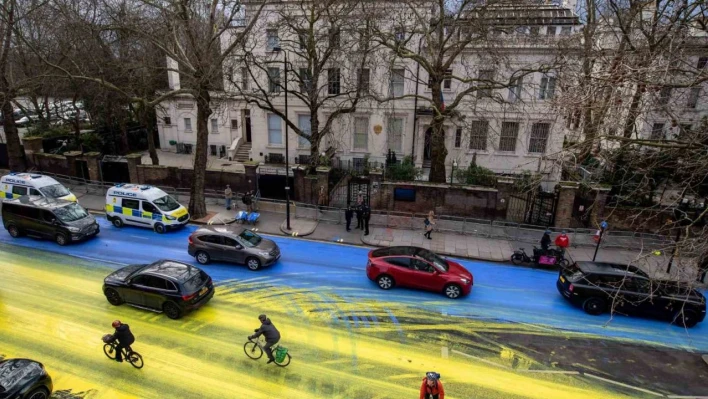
xmin=273 ymin=45 xmax=291 ymax=230
xmin=451 ymin=159 xmax=458 ymax=185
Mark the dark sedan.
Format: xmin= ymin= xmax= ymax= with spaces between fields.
xmin=0 ymin=358 xmax=53 ymax=399
xmin=103 ymin=259 xmax=214 ymax=319
xmin=366 ymin=246 xmax=473 ymax=299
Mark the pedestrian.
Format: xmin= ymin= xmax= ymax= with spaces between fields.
xmin=318 ymin=186 xmax=327 ymax=212
xmin=344 ymin=206 xmax=353 ymax=231
xmin=224 ymin=185 xmax=233 ymax=210
xmin=355 ymin=204 xmax=363 ymax=229
xmin=362 ymin=204 xmax=371 ymax=236
xmin=356 ymin=190 xmax=364 ymax=207
xmin=423 ymin=210 xmax=435 ymax=239
xmin=419 ymin=371 xmax=444 ymax=399
xmin=541 ymin=229 xmax=552 ymax=253
xmin=243 ymin=191 xmax=253 ymax=213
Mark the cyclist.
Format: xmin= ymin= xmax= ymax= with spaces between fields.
xmin=248 ymin=314 xmax=280 ymax=364
xmin=110 ymin=320 xmax=135 ymax=363
xmin=419 ymin=372 xmax=445 ymax=399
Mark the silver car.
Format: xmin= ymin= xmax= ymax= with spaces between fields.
xmin=188 ymin=225 xmax=281 ymax=270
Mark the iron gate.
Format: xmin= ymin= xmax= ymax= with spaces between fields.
xmin=348 ymin=177 xmax=370 ymax=206
xmin=572 ymin=193 xmax=594 ymax=227
xmin=101 ymin=156 xmax=130 ymax=184
xmin=257 ymin=167 xmax=293 ymax=200
xmin=507 ymin=191 xmax=558 ymax=226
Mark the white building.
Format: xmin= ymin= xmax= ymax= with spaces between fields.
xmin=156 ymin=0 xmax=584 ymax=183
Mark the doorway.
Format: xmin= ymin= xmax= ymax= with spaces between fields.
xmin=244 ymin=109 xmax=252 ymax=143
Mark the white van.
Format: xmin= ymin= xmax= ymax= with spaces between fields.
xmin=0 ymin=173 xmax=77 ymax=202
xmin=105 ymin=184 xmax=189 ymax=233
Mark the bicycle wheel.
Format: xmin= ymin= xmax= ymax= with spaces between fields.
xmin=128 ymin=351 xmax=144 ymax=369
xmin=103 ymin=344 xmax=117 ymax=360
xmin=243 ymin=341 xmax=263 ymax=360
xmin=275 ymin=353 xmax=291 ymax=367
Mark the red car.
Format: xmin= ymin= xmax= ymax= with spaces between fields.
xmin=366 ymin=246 xmax=473 ymax=299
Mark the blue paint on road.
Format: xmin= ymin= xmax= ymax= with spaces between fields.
xmin=1 ymin=218 xmax=706 ymax=351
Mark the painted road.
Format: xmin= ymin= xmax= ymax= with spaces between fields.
xmin=0 ymin=218 xmax=706 ymax=352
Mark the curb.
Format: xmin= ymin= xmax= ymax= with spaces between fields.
xmin=279 ymin=219 xmax=318 ymax=237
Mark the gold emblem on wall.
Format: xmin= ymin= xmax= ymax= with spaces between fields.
xmin=373 ymin=125 xmax=382 ymax=135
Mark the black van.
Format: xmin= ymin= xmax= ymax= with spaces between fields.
xmin=2 ymin=195 xmax=99 ymax=245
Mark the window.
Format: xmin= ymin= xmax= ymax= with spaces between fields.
xmin=394 ymin=28 xmax=405 ymax=42
xmin=687 ymin=87 xmax=700 ymax=108
xmin=444 ymin=69 xmax=452 ymax=90
xmin=299 ymin=68 xmax=312 ymax=94
xmin=298 ymin=30 xmax=307 ymax=50
xmin=411 ymin=259 xmax=434 ymax=273
xmin=328 ymin=68 xmax=341 ymax=95
xmin=454 ymin=128 xmax=462 ymax=148
xmin=122 ymin=199 xmax=140 ymax=209
xmin=539 ymin=75 xmax=556 ymax=100
xmin=386 ymin=257 xmax=410 ymax=268
xmin=266 ymin=29 xmax=279 ymax=51
xmin=29 ymin=188 xmax=40 ymax=196
xmin=529 ymin=123 xmax=550 ymax=153
xmin=268 ymin=67 xmax=280 ymax=93
xmin=231 ymin=119 xmax=238 ymax=130
xmin=11 ymin=186 xmax=27 ymax=196
xmin=358 ymin=68 xmax=370 ymax=93
xmin=561 ymin=26 xmax=572 ymax=35
xmin=298 ymin=114 xmax=311 ymax=149
xmin=387 ymin=117 xmax=403 ymax=153
xmin=354 ymin=117 xmax=368 ymax=150
xmin=329 ymin=26 xmax=340 ymax=48
xmin=147 ymin=276 xmax=169 ymax=290
xmin=184 ymin=118 xmax=192 ymax=131
xmin=698 ymin=57 xmax=707 ymax=69
xmin=469 ymin=120 xmax=488 ymax=151
xmin=530 ymin=26 xmax=539 ymax=36
xmin=477 ymin=70 xmax=494 ymax=98
xmin=41 ymin=210 xmax=54 ymax=222
xmin=508 ymin=76 xmax=523 ymax=102
xmin=268 ymin=114 xmax=283 ymax=145
xmin=650 ymin=123 xmax=665 ymax=140
xmin=389 ymin=69 xmax=404 ymax=97
xmin=499 ymin=121 xmax=520 ymax=152
xmin=222 ymin=236 xmax=238 ymax=247
xmin=163 ymin=117 xmax=172 ymax=125
xmin=211 ymin=119 xmax=219 ymax=134
xmin=142 ymin=202 xmax=160 ymax=214
xmin=658 ymin=87 xmax=672 ymax=105
xmin=547 ymin=26 xmax=557 ymax=36
xmin=241 ymin=67 xmax=250 ymax=90
xmin=199 ymin=235 xmax=221 ymax=244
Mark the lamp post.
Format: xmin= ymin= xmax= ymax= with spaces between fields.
xmin=592 ymin=220 xmax=608 ymax=262
xmin=451 ymin=159 xmax=457 ymax=185
xmin=274 ymin=46 xmax=291 ymax=230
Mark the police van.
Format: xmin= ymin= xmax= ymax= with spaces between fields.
xmin=0 ymin=173 xmax=78 ymax=202
xmin=105 ymin=184 xmax=190 ymax=233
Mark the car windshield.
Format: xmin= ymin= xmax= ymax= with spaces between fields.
xmin=153 ymin=195 xmax=180 ymax=212
xmin=39 ymin=183 xmax=70 ymax=198
xmin=416 ymin=248 xmax=449 ymax=271
xmin=183 ymin=270 xmax=209 ymax=293
xmin=54 ymin=203 xmax=89 ymax=223
xmin=238 ymin=230 xmax=262 ymax=247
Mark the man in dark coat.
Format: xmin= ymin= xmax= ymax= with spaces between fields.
xmin=355 ymin=204 xmax=363 ymax=229
xmin=362 ymin=205 xmax=371 ymax=236
xmin=111 ymin=320 xmax=135 ymax=362
xmin=249 ymin=314 xmax=281 ymax=363
xmin=344 ymin=206 xmax=354 ymax=231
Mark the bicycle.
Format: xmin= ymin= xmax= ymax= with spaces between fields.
xmin=102 ymin=335 xmax=144 ymax=369
xmin=243 ymin=336 xmax=291 ymax=367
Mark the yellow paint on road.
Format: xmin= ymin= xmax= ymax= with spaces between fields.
xmin=0 ymin=244 xmax=638 ymax=398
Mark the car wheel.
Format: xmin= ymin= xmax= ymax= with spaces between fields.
xmin=195 ymin=251 xmax=210 ymax=265
xmin=154 ymin=223 xmax=166 ymax=234
xmin=582 ymin=297 xmax=606 ymax=316
xmin=55 ymin=233 xmax=68 ymax=246
xmin=7 ymin=225 xmax=20 ymax=238
xmin=444 ymin=284 xmax=463 ymax=299
xmin=105 ymin=288 xmax=123 ymax=306
xmin=246 ymin=257 xmax=261 ymax=271
xmin=673 ymin=309 xmax=699 ymax=328
xmin=510 ymin=253 xmax=524 ymax=265
xmin=163 ymin=301 xmax=183 ymax=319
xmin=112 ymin=217 xmax=124 ymax=228
xmin=376 ymin=275 xmax=394 ymax=290
xmin=27 ymin=387 xmax=49 ymax=399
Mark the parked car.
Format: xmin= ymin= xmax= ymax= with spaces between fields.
xmin=188 ymin=225 xmax=280 ymax=270
xmin=2 ymin=196 xmax=98 ymax=245
xmin=103 ymin=259 xmax=214 ymax=319
xmin=557 ymin=261 xmax=707 ymax=327
xmin=366 ymin=246 xmax=473 ymax=299
xmin=0 ymin=358 xmax=53 ymax=399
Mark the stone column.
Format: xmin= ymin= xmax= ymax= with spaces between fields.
xmin=554 ymin=182 xmax=579 ymax=228
xmin=63 ymin=151 xmax=82 ymax=178
xmin=125 ymin=153 xmax=143 ymax=184
xmin=368 ymin=170 xmax=383 ymax=209
xmin=495 ymin=178 xmax=515 ymax=220
xmin=243 ymin=162 xmax=258 ymax=193
xmin=292 ymin=166 xmax=306 ymax=202
xmin=21 ymin=136 xmax=44 ymax=170
xmin=590 ymin=186 xmax=611 ymax=224
xmin=84 ymin=152 xmax=101 ymax=182
xmin=316 ymin=166 xmax=331 ymax=206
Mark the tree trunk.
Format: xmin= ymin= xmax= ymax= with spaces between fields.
xmin=622 ymin=82 xmax=645 ymax=139
xmin=118 ymin=115 xmax=130 ymax=154
xmin=139 ymin=103 xmax=159 ymax=165
xmin=2 ymin=98 xmax=26 ymax=171
xmin=308 ymin=115 xmax=320 ymax=173
xmin=189 ymin=89 xmax=212 ymax=219
xmin=428 ymin=85 xmax=447 ymax=183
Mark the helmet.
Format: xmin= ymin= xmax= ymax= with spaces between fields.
xmin=258 ymin=314 xmax=267 ymax=322
xmin=112 ymin=320 xmax=121 ymax=328
xmin=544 ymin=229 xmax=551 ymax=234
xmin=426 ymin=372 xmax=440 ymax=381
xmin=561 ymin=230 xmax=567 ymax=234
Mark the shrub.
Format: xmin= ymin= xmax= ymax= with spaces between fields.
xmin=386 ymin=156 xmax=421 ymax=181
xmin=456 ymin=164 xmax=497 ymax=187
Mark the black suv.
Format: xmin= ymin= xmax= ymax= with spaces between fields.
xmin=2 ymin=196 xmax=99 ymax=245
xmin=103 ymin=260 xmax=214 ymax=319
xmin=557 ymin=262 xmax=706 ymax=328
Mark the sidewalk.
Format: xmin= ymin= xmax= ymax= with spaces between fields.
xmin=66 ymin=186 xmax=706 ymax=286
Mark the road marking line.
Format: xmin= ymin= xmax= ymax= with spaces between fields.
xmin=129 ymin=235 xmax=149 ymax=240
xmin=515 ymin=321 xmax=556 ymax=333
xmin=583 ymin=373 xmax=665 ymax=397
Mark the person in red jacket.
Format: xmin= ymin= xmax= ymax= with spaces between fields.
xmin=555 ymin=230 xmax=570 ymax=249
xmin=420 ymin=372 xmax=444 ymax=399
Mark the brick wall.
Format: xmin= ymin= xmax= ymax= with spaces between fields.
xmin=137 ymin=165 xmax=250 ymax=193
xmin=33 ymin=153 xmax=71 ymax=176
